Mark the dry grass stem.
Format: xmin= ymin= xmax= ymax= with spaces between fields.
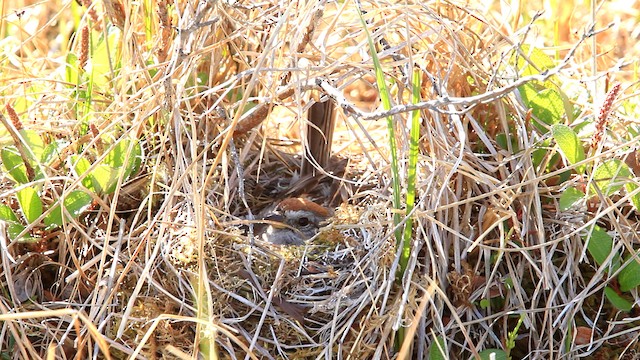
xmin=1 ymin=0 xmax=640 ymax=359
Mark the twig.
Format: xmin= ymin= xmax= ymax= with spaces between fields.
xmin=317 ymin=24 xmax=610 ymax=121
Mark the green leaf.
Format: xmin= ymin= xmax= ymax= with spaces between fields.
xmin=479 ymin=298 xmax=490 ymax=309
xmin=0 ymin=130 xmax=47 ymax=183
xmin=0 ymin=204 xmax=26 ymax=240
xmin=74 ymin=156 xmax=121 ymax=195
xmin=73 ymin=155 xmax=96 ymax=192
xmin=5 ymin=222 xmax=26 ymax=241
xmin=516 ymin=45 xmax=556 ymax=76
xmin=44 ymin=190 xmax=93 ymax=228
xmin=532 ymin=138 xmax=563 ymax=173
xmin=504 ymin=277 xmax=514 ymax=290
xmin=584 ymin=225 xmax=614 ymax=267
xmin=618 ymin=254 xmax=640 ymax=292
xmin=552 ymin=124 xmax=585 ymax=173
xmin=63 ymin=190 xmax=93 ymax=218
xmin=590 ymin=159 xmax=632 ymax=197
xmin=428 ymin=336 xmax=447 ymax=360
xmin=625 ymin=182 xmax=640 ymax=211
xmin=21 ymin=129 xmax=45 ymax=162
xmin=89 ymin=28 xmax=121 ymax=88
xmin=518 ymin=82 xmax=538 ymax=105
xmin=496 ymin=133 xmax=519 ymax=152
xmin=16 ymin=187 xmax=43 ymax=224
xmin=0 ymin=204 xmax=20 ymax=223
xmin=496 ymin=133 xmax=508 ymax=149
xmin=73 ymin=140 xmax=141 ymax=195
xmin=1 ymin=147 xmax=29 ymax=184
xmin=559 ymin=170 xmax=572 ymax=184
xmin=478 ymin=349 xmax=508 ymax=360
xmin=532 ymin=146 xmax=548 ymax=170
xmin=65 ymin=52 xmax=79 ymax=85
xmin=90 ymin=164 xmax=120 ymax=195
xmin=356 ymin=7 xmax=402 ymax=250
xmin=604 ymin=286 xmax=633 ymax=311
xmin=105 ymin=139 xmax=142 ymax=179
xmin=41 ymin=140 xmax=66 ymax=165
xmin=522 ymin=86 xmax=565 ymax=133
xmin=559 ymin=187 xmax=585 ymax=211
xmin=46 ymin=206 xmax=62 ymax=228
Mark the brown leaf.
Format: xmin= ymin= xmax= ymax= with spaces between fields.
xmin=574 ymin=326 xmax=594 ymax=346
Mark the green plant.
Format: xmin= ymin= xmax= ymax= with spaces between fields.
xmin=505 ymin=314 xmax=525 ymax=358
xmin=357 ymin=6 xmax=423 ymax=350
xmin=399 ymin=69 xmax=421 ymax=281
xmin=66 ymin=26 xmax=122 ymax=91
xmin=583 ymin=225 xmax=639 ymax=311
xmin=72 ymin=138 xmax=142 ymax=195
xmin=549 ymin=95 xmax=640 ymax=310
xmin=356 ymin=8 xmax=402 ymax=248
xmin=65 ymin=23 xmax=123 ymax=139
xmin=478 ymin=349 xmax=508 ymax=360
xmin=0 ymin=107 xmax=141 ymax=242
xmin=548 ymin=99 xmax=640 ymax=311
xmin=429 ymin=336 xmax=447 ymax=360
xmin=508 ymin=45 xmax=640 ymax=312
xmin=0 ymin=125 xmax=92 ymax=241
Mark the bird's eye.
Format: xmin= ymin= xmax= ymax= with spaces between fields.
xmin=297 ymin=217 xmax=309 ymax=227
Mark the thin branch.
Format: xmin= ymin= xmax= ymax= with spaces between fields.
xmin=317 ymin=24 xmax=612 ymax=121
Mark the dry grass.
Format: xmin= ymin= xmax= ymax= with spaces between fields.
xmin=1 ymin=0 xmax=640 ymax=359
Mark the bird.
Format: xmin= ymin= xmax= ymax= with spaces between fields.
xmin=254 ymin=198 xmax=332 ymax=245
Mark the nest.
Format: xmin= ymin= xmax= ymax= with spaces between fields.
xmin=159 ymin=143 xmax=398 ymax=358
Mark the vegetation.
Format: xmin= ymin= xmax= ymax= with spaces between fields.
xmin=1 ymin=0 xmax=639 ymax=359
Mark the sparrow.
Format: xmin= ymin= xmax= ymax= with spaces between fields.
xmin=254 ymin=198 xmax=331 ymax=245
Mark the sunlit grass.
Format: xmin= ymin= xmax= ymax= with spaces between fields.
xmin=1 ymin=0 xmax=640 ymax=358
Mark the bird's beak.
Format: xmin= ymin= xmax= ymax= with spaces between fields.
xmin=261 ymin=214 xmax=287 ymax=227
xmin=259 ymin=214 xmax=303 ymax=235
